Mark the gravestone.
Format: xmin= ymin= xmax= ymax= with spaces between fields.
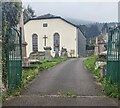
xmin=44 ymin=46 xmax=52 ymax=60
xmin=94 ymin=37 xmax=99 ymax=55
xmin=29 ymin=51 xmax=45 ymax=64
xmin=61 ymin=47 xmax=68 ymax=58
xmin=100 ymin=64 xmax=106 ymax=79
xmin=54 ymin=51 xmax=59 ymax=58
xmin=70 ymin=50 xmax=75 ymax=57
xmin=22 ymin=57 xmax=30 ymax=67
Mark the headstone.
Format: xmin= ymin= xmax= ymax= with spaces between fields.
xmin=29 ymin=51 xmax=45 ymax=64
xmin=54 ymin=47 xmax=60 ymax=58
xmin=70 ymin=50 xmax=75 ymax=57
xmin=54 ymin=51 xmax=59 ymax=58
xmin=61 ymin=47 xmax=68 ymax=58
xmin=44 ymin=46 xmax=52 ymax=60
xmin=100 ymin=64 xmax=106 ymax=79
xmin=94 ymin=37 xmax=99 ymax=55
xmin=22 ymin=57 xmax=30 ymax=67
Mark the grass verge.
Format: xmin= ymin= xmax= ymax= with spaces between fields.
xmin=84 ymin=56 xmax=120 ymax=99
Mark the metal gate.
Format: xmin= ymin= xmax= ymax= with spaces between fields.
xmin=8 ymin=27 xmax=22 ymax=89
xmin=107 ymin=26 xmax=120 ymax=84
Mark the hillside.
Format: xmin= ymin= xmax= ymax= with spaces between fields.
xmin=65 ymin=18 xmax=118 ymax=39
xmin=65 ymin=17 xmax=94 ymax=25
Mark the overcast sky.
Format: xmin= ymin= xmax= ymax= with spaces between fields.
xmin=22 ymin=0 xmax=119 ymax=23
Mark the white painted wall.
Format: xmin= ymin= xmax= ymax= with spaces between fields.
xmin=24 ymin=18 xmax=78 ymax=57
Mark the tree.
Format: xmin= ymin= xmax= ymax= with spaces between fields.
xmin=23 ymin=5 xmax=36 ymax=23
xmin=2 ymin=2 xmax=22 ymax=27
xmin=101 ymin=23 xmax=108 ymax=34
xmin=89 ymin=25 xmax=100 ymax=37
xmin=78 ymin=25 xmax=88 ymax=37
xmin=2 ymin=1 xmax=22 ymax=87
xmin=78 ymin=24 xmax=100 ymax=38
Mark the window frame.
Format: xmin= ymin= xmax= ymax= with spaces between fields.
xmin=43 ymin=23 xmax=48 ymax=27
xmin=32 ymin=34 xmax=38 ymax=52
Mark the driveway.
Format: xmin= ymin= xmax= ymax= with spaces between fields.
xmin=3 ymin=58 xmax=118 ymax=107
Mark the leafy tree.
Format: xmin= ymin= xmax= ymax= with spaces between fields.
xmin=2 ymin=1 xmax=22 ymax=88
xmin=23 ymin=5 xmax=36 ymax=23
xmin=2 ymin=2 xmax=22 ymax=27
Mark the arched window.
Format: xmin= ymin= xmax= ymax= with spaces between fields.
xmin=54 ymin=33 xmax=60 ymax=51
xmin=32 ymin=34 xmax=38 ymax=52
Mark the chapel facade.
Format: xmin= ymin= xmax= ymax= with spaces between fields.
xmin=24 ymin=14 xmax=86 ymax=58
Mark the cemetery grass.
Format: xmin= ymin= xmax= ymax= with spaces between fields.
xmin=84 ymin=56 xmax=120 ymax=99
xmin=2 ymin=58 xmax=69 ymax=101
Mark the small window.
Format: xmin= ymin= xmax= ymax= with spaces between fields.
xmin=43 ymin=23 xmax=48 ymax=27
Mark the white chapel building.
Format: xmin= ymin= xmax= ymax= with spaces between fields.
xmin=24 ymin=14 xmax=86 ymax=58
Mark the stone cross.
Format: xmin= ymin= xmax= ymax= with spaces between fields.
xmin=43 ymin=35 xmax=48 ymax=46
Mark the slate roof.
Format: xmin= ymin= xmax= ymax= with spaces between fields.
xmin=37 ymin=13 xmax=59 ymax=19
xmin=25 ymin=14 xmax=85 ymax=36
xmin=28 ymin=13 xmax=78 ymax=28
